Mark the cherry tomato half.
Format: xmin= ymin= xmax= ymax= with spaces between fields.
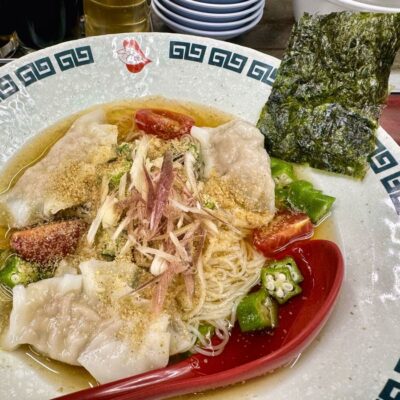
xmin=253 ymin=211 xmax=314 ymax=257
xmin=135 ymin=109 xmax=195 ymax=139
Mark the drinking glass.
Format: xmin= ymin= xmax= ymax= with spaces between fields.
xmin=84 ymin=0 xmax=151 ymax=37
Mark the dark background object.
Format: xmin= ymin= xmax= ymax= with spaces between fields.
xmin=0 ymin=0 xmax=16 ymax=39
xmin=15 ymin=0 xmax=81 ymax=50
xmin=0 ymin=0 xmax=17 ymax=56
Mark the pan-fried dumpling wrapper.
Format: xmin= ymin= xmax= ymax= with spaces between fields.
xmin=0 ymin=274 xmax=101 ymax=365
xmin=0 ymin=109 xmax=118 ymax=228
xmin=191 ymin=120 xmax=275 ymax=228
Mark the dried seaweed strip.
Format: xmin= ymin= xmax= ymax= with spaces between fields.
xmin=257 ymin=12 xmax=400 ymax=179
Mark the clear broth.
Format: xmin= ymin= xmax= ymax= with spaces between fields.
xmin=0 ymin=96 xmax=338 ymax=397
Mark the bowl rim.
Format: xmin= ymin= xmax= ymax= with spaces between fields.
xmin=329 ymin=0 xmax=400 ymax=12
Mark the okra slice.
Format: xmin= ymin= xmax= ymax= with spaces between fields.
xmin=0 ymin=254 xmax=38 ymax=288
xmin=270 ymin=157 xmax=296 ymax=186
xmin=266 ymin=257 xmax=303 ymax=283
xmin=286 ymin=180 xmax=335 ymax=224
xmin=261 ymin=267 xmax=302 ymax=305
xmin=237 ymin=290 xmax=278 ymax=332
xmin=304 ymin=193 xmax=336 ymax=224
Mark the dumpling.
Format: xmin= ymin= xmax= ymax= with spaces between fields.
xmin=0 ymin=274 xmax=101 ymax=365
xmin=191 ymin=120 xmax=275 ymax=227
xmin=191 ymin=120 xmax=275 ymax=213
xmin=78 ymin=314 xmax=171 ymax=384
xmin=78 ymin=259 xmax=172 ymax=383
xmin=0 ymin=109 xmax=118 ymax=227
xmin=1 ymin=258 xmax=174 ymax=383
xmin=79 ymin=259 xmax=137 ymax=304
xmin=169 ymin=317 xmax=195 ymax=355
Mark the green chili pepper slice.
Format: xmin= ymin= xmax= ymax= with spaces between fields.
xmin=237 ymin=290 xmax=278 ymax=332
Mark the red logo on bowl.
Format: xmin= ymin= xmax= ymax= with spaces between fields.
xmin=117 ymin=39 xmax=151 ymax=73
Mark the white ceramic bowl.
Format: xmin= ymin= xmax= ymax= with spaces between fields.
xmin=293 ymin=0 xmax=400 ymax=20
xmin=152 ymin=1 xmax=264 ymax=39
xmin=172 ymin=0 xmax=260 ymax=14
xmin=0 ymin=32 xmax=399 ymax=400
xmin=154 ymin=0 xmax=264 ymax=31
xmin=160 ymin=0 xmax=264 ymax=22
xmin=196 ymin=0 xmax=244 ymax=3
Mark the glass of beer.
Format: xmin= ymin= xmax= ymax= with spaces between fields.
xmin=84 ymin=0 xmax=151 ymax=36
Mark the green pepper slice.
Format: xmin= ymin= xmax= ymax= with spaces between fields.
xmin=237 ymin=290 xmax=278 ymax=332
xmin=261 ymin=267 xmax=302 ymax=304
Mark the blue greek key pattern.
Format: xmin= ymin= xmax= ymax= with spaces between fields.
xmin=370 ymin=139 xmax=398 ymax=173
xmin=377 ymin=358 xmax=400 ymax=400
xmin=208 ymin=48 xmax=248 ymax=74
xmin=169 ymin=41 xmax=206 ymax=63
xmin=168 ymin=40 xmax=276 ymax=82
xmin=369 ymin=139 xmax=400 ymax=215
xmin=247 ymin=60 xmax=278 ymax=86
xmin=54 ymin=45 xmax=94 ymax=71
xmin=0 ymin=74 xmax=19 ymax=101
xmin=15 ymin=57 xmax=56 ymax=87
xmin=0 ymin=45 xmax=94 ymax=103
xmin=381 ymin=172 xmax=400 ymax=194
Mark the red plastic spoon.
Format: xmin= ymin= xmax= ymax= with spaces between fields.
xmin=56 ymin=239 xmax=344 ymax=400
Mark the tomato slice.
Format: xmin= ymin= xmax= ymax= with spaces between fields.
xmin=135 ymin=109 xmax=195 ymax=139
xmin=253 ymin=211 xmax=314 ymax=257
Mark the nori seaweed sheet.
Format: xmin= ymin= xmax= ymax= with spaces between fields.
xmin=257 ymin=12 xmax=400 ymax=178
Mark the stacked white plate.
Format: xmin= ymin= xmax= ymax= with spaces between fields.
xmin=151 ymin=0 xmax=265 ymax=40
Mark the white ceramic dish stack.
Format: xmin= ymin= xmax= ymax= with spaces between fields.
xmin=151 ymin=0 xmax=265 ymax=40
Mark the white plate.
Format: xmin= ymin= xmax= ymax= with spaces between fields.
xmin=152 ymin=2 xmax=263 ymax=39
xmin=0 ymin=33 xmax=399 ymax=400
xmin=154 ymin=0 xmax=264 ymax=31
xmin=160 ymin=0 xmax=263 ymax=22
xmin=172 ymin=0 xmax=261 ymax=13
